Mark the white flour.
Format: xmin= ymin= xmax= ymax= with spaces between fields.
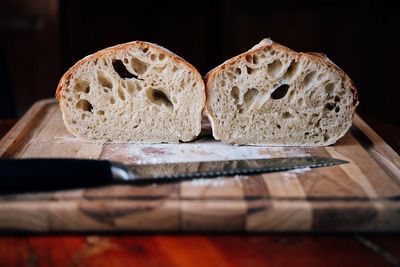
xmin=281 ymin=167 xmax=312 ymax=181
xmin=103 ymin=139 xmax=282 ymax=164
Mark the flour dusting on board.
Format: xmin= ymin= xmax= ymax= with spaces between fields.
xmin=190 ymin=178 xmax=226 ymax=187
xmin=100 ymin=137 xmax=300 ymax=164
xmin=53 ymin=134 xmax=311 ymax=165
xmin=54 ymin=134 xmax=81 ymax=143
xmin=188 ymin=175 xmax=250 ymax=187
xmin=281 ymin=167 xmax=312 ymax=181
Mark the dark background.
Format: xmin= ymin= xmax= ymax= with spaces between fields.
xmin=1 ymin=0 xmax=399 ymax=126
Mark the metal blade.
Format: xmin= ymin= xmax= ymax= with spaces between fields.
xmin=115 ymin=156 xmax=348 ymax=185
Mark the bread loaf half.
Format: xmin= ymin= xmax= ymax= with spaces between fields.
xmin=205 ymin=39 xmax=359 ymax=146
xmin=56 ymin=41 xmax=205 ymax=143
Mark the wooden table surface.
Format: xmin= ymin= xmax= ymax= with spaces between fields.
xmin=1 ymin=118 xmax=400 ymax=267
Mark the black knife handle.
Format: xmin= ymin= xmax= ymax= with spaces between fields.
xmin=0 ymin=159 xmax=113 ymax=193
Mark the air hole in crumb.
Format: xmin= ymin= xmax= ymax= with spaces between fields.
xmin=142 ymin=47 xmax=148 ymax=53
xmin=238 ymin=88 xmax=259 ymax=113
xmin=235 ymin=68 xmax=242 ymax=75
xmin=150 ymin=54 xmax=156 ymax=61
xmin=158 ymin=54 xmax=166 ymax=60
xmin=282 ymin=111 xmax=294 ymax=119
xmin=325 ymin=103 xmax=335 ymax=111
xmin=301 ymin=71 xmax=316 ymax=88
xmin=126 ymin=81 xmax=136 ymax=94
xmin=325 ymin=83 xmax=335 ymax=94
xmin=245 ymin=55 xmax=252 ymax=63
xmin=231 ymin=86 xmax=240 ymax=103
xmin=110 ymin=96 xmax=116 ymax=104
xmin=271 ymin=84 xmax=290 ymax=99
xmin=243 ymin=88 xmax=258 ymax=105
xmin=76 ymin=99 xmax=93 ymax=112
xmin=146 ymin=88 xmax=173 ymax=108
xmin=112 ymin=59 xmax=139 ymax=79
xmin=267 ymin=59 xmax=283 ymax=77
xmin=75 ymin=79 xmax=90 ymax=93
xmin=227 ymin=72 xmax=236 ymax=78
xmin=245 ymin=55 xmax=258 ymax=64
xmin=317 ymin=73 xmax=325 ymax=81
xmin=323 ymin=133 xmax=330 ymax=142
xmin=277 ymin=124 xmax=281 ymax=129
xmin=335 ymin=107 xmax=340 ymax=112
xmin=334 ymin=95 xmax=341 ymax=103
xmin=98 ymin=72 xmax=113 ymax=89
xmin=297 ymin=97 xmax=304 ymax=105
xmin=246 ymin=66 xmax=254 ymax=74
xmin=123 ymin=58 xmax=129 ymax=64
xmin=283 ymin=60 xmax=300 ymax=81
xmin=179 ymin=79 xmax=186 ymax=90
xmin=253 ymin=55 xmax=258 ymax=64
xmin=96 ymin=110 xmax=105 ymax=115
xmin=136 ymin=83 xmax=142 ymax=92
xmin=118 ymin=88 xmax=126 ymax=101
xmin=269 ymin=50 xmax=276 ymax=55
xmin=305 ymin=132 xmax=310 ymax=136
xmin=131 ymin=57 xmax=149 ymax=74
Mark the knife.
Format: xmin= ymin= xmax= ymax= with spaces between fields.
xmin=0 ymin=157 xmax=347 ymax=193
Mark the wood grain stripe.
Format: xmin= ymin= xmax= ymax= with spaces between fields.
xmin=263 ymin=149 xmax=308 ymax=198
xmin=325 ymin=147 xmax=380 ymax=199
xmin=297 ymin=144 xmax=369 ymax=198
xmin=0 ymin=100 xmax=54 ymax=158
xmin=241 ymin=174 xmax=270 ymax=199
xmin=353 ymin=115 xmax=400 ymax=185
xmin=180 ymin=178 xmax=244 ymax=199
xmin=330 ymin=133 xmax=400 ymax=197
xmin=250 ymin=149 xmax=312 ymax=231
xmin=246 ymin=200 xmax=312 ymax=231
xmin=181 ymin=200 xmax=246 ymax=231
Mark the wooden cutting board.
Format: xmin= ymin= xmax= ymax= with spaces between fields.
xmin=0 ymin=99 xmax=399 ymax=232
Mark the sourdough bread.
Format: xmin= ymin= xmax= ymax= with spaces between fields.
xmin=56 ymin=41 xmax=205 ymax=143
xmin=205 ymin=39 xmax=359 ymax=146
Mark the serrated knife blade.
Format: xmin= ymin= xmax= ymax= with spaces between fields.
xmin=0 ymin=156 xmax=348 ymax=193
xmin=114 ymin=156 xmax=348 ymax=184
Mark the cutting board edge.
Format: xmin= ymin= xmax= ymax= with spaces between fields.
xmin=0 ymin=197 xmax=399 ymax=232
xmin=0 ymin=99 xmax=57 ymax=158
